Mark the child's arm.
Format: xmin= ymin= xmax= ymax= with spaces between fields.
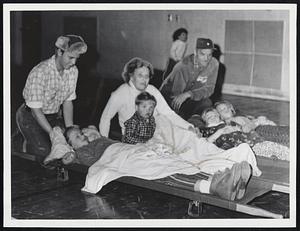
xmin=206 ymin=125 xmax=240 ymax=143
xmin=229 ymin=116 xmax=256 ymax=133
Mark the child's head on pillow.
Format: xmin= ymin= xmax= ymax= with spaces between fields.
xmin=214 ymin=100 xmax=236 ymax=120
xmin=64 ymin=126 xmax=89 ymax=150
xmin=201 ymin=107 xmax=223 ymax=127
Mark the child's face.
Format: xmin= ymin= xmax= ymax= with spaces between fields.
xmin=136 ymin=100 xmax=156 ymax=119
xmin=68 ymin=128 xmax=89 ymax=150
xmin=178 ymin=32 xmax=188 ymax=42
xmin=203 ymin=110 xmax=221 ymax=125
xmin=216 ymin=103 xmax=234 ymax=120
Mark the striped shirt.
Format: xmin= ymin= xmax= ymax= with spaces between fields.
xmin=23 ymin=55 xmax=78 ymax=114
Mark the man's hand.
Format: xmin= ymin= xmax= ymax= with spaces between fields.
xmin=171 ymin=92 xmax=192 ymax=112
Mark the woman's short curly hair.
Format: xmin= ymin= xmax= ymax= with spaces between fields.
xmin=121 ymin=57 xmax=154 ymax=83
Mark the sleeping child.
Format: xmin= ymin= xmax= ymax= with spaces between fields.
xmin=62 ymin=126 xmax=118 ymax=166
xmin=199 ymin=108 xmax=289 ymax=160
xmin=214 ymin=100 xmax=276 ymax=133
xmin=214 ymin=100 xmax=289 ymax=147
xmin=200 ymin=108 xmax=264 ymax=149
xmin=122 ymin=92 xmax=157 ymax=144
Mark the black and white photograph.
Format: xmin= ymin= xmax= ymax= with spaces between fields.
xmin=3 ymin=3 xmax=297 ymax=228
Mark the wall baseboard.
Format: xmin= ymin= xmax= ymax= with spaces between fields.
xmin=222 ymin=84 xmax=289 ymax=102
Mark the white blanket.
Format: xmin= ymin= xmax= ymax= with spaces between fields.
xmin=82 ymin=114 xmax=261 ymax=194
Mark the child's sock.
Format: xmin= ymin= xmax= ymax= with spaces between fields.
xmin=194 ymin=179 xmax=211 ymax=194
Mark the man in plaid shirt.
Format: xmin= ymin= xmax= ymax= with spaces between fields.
xmin=122 ymin=92 xmax=157 ymax=144
xmin=16 ymin=35 xmax=87 ymax=163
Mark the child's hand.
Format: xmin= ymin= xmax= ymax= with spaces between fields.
xmin=82 ymin=126 xmax=101 ymax=142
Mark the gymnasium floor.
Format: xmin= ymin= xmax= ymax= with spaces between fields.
xmin=9 ymin=94 xmax=290 ymax=220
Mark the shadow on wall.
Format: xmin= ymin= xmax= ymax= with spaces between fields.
xmin=210 ymin=44 xmax=226 ymax=104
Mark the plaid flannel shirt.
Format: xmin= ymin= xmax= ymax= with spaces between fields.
xmin=122 ymin=112 xmax=156 ymax=144
xmin=23 ymin=55 xmax=78 ymax=114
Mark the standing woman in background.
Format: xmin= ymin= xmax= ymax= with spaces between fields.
xmin=162 ymin=28 xmax=188 ymax=80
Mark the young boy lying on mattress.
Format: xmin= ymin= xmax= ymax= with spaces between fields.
xmin=62 ymin=126 xmax=118 ymax=166
xmin=43 ymin=124 xmax=260 ymax=202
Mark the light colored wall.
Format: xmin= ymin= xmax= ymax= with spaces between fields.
xmin=40 ymin=10 xmax=290 ymax=99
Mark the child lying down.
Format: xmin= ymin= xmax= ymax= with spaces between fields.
xmin=62 ymin=126 xmax=118 ymax=166
xmin=198 ymin=108 xmax=289 ymax=161
xmin=44 ymin=123 xmax=261 ymax=201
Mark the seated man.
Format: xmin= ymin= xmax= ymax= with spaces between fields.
xmin=160 ymin=38 xmax=219 ymax=120
xmin=56 ymin=126 xmax=253 ymax=201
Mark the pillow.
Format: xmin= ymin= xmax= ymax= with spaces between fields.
xmin=43 ymin=126 xmax=73 ymax=165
